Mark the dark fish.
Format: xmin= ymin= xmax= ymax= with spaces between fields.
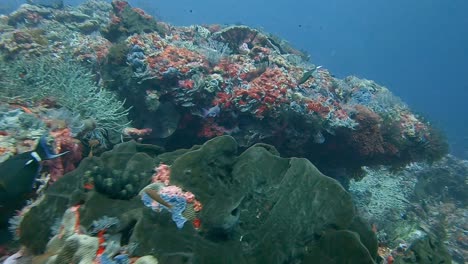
xmin=298 ymin=65 xmax=323 ymax=85
xmin=0 ymin=134 xmax=69 ymax=206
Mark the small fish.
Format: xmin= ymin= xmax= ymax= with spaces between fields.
xmin=3 ymin=250 xmax=23 ymax=264
xmin=312 ymin=131 xmax=325 ymax=144
xmin=0 ymin=134 xmax=69 ymax=207
xmin=298 ymin=65 xmax=323 ymax=85
xmin=202 ymin=105 xmax=220 ymax=118
xmin=181 ymin=102 xmax=196 ymax=107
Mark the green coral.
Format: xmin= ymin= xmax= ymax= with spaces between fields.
xmin=0 ymin=56 xmax=131 ymax=133
xmin=90 ymin=142 xmax=157 ymax=199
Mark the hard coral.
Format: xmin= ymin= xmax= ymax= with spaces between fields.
xmin=231 ymin=67 xmax=295 ymax=118
xmin=0 ymin=29 xmax=48 ymax=58
xmin=104 ymin=0 xmax=165 ymax=41
xmin=213 ymin=26 xmax=275 ymax=54
xmin=215 ymin=58 xmax=245 ymax=78
xmin=304 ymin=98 xmax=331 ymax=117
xmin=348 ymin=105 xmax=385 ymax=158
xmin=72 ymin=35 xmax=111 ymax=64
xmin=112 ymin=0 xmax=128 ymax=13
xmin=132 ymin=7 xmax=153 ymax=20
xmin=198 ymin=122 xmax=230 ymax=138
xmin=146 ymin=45 xmax=207 ymax=77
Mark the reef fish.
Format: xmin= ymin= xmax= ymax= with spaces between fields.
xmin=0 ymin=135 xmax=69 ymax=207
xmin=298 ymin=65 xmax=323 ymax=85
xmin=202 ymin=105 xmax=220 ymax=118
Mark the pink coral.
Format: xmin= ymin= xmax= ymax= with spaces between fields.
xmin=193 ymin=200 xmax=203 ymax=212
xmin=183 ymin=192 xmax=195 ymax=203
xmin=149 ymin=164 xmax=203 ymax=212
xmin=152 ymin=164 xmax=171 ymax=185
xmin=160 ymin=185 xmax=183 ymax=196
xmin=178 ymin=79 xmax=195 ymax=89
xmin=159 ymin=186 xmax=203 ymax=212
xmin=123 ymin=127 xmax=153 ymax=137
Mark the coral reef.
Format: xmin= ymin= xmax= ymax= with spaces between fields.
xmin=102 ymin=0 xmax=167 ymax=42
xmin=139 ymin=163 xmax=203 ymax=229
xmin=0 ymin=1 xmax=460 ymax=263
xmin=86 ymin=141 xmax=162 ymax=200
xmin=0 ymin=56 xmax=131 ymax=135
xmin=94 ymin=1 xmax=446 ymax=172
xmin=1 ymin=0 xmax=444 ymax=172
xmin=17 ymin=136 xmax=378 ymax=263
xmin=349 ymin=155 xmax=467 ymax=263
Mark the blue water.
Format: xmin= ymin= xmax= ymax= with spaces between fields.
xmin=2 ymin=0 xmax=468 ymax=158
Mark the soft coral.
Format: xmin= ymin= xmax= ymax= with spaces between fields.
xmin=43 ymin=128 xmax=82 ymax=182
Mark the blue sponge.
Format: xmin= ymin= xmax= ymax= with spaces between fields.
xmin=141 ymin=192 xmax=188 ymax=229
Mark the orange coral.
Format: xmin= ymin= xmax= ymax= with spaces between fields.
xmin=147 ymin=45 xmax=206 ymax=75
xmin=231 ymin=67 xmax=295 ymax=117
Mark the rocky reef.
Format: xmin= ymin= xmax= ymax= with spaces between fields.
xmin=0 ymin=0 xmax=448 ymax=175
xmin=16 ymin=136 xmax=377 ymax=263
xmin=0 ymin=0 xmax=461 ymax=263
xmin=349 ymin=156 xmax=467 ymax=264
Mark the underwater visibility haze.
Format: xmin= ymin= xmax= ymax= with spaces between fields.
xmin=0 ymin=0 xmax=466 ymax=263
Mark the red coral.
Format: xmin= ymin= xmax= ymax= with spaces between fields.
xmin=305 ymin=99 xmax=331 ymax=117
xmin=250 ymin=46 xmax=271 ymax=61
xmin=334 ymin=108 xmax=349 ymax=120
xmin=215 ymin=59 xmax=243 ymax=78
xmin=198 ymin=122 xmax=229 ymax=138
xmin=249 ymin=68 xmax=293 ymax=99
xmin=43 ymin=128 xmax=82 ymax=182
xmin=213 ymin=92 xmax=233 ymax=108
xmin=146 ymin=45 xmax=206 ymax=76
xmin=132 ymin=7 xmax=153 ymax=20
xmin=95 ymin=229 xmax=107 ymax=258
xmin=112 ymin=0 xmax=128 ymax=13
xmin=178 ymin=79 xmax=195 ymax=89
xmin=348 ymin=105 xmax=385 ymax=157
xmin=230 ymin=67 xmax=295 ymax=118
xmin=110 ymin=14 xmax=121 ymax=24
